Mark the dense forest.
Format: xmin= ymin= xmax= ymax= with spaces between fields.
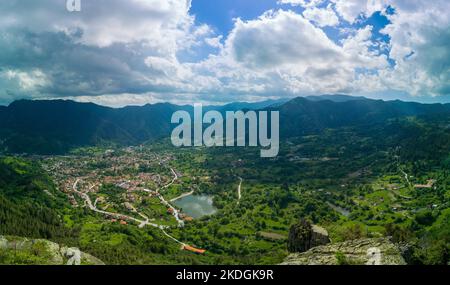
xmin=0 ymin=157 xmax=77 ymax=242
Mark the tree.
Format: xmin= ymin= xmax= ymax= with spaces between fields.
xmin=287 ymin=219 xmax=312 ymax=253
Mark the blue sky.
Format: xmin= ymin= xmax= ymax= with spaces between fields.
xmin=0 ymin=0 xmax=449 ymax=106
xmin=191 ymin=0 xmax=390 ymax=41
xmin=190 ymin=0 xmax=394 ymax=63
xmin=191 ymin=0 xmax=294 ymax=35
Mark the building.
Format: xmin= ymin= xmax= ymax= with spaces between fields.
xmin=183 ymin=245 xmax=206 ymax=254
xmin=183 ymin=216 xmax=194 ymax=222
xmin=414 ymin=179 xmax=436 ymax=189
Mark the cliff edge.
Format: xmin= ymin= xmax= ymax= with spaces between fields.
xmin=282 ymin=238 xmax=406 ymax=265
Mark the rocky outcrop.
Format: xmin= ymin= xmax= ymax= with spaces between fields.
xmin=282 ymin=238 xmax=406 ymax=265
xmin=311 ymin=225 xmax=331 ymax=248
xmin=0 ymin=236 xmax=104 ymax=265
xmin=287 ymin=219 xmax=331 ymax=253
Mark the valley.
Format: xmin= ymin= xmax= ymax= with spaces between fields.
xmin=0 ymin=96 xmax=449 ymax=265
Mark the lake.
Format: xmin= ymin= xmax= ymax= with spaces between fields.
xmin=326 ymin=202 xmax=351 ymax=217
xmin=173 ymin=195 xmax=218 ymax=219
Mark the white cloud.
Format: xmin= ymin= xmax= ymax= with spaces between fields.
xmin=0 ymin=0 xmax=220 ymax=102
xmin=332 ymin=0 xmax=450 ymax=97
xmin=278 ymin=0 xmax=324 ymax=8
xmin=330 ymin=0 xmax=384 ymax=23
xmin=191 ymin=10 xmax=389 ymax=98
xmin=303 ymin=4 xmax=340 ymax=27
xmin=0 ymin=0 xmax=195 ymax=50
xmin=226 ymin=10 xmax=343 ymax=69
xmin=4 ymin=69 xmax=50 ymax=91
xmin=205 ymin=36 xmax=224 ymax=49
xmin=331 ymin=0 xmax=367 ymax=23
xmin=0 ymin=0 xmax=449 ymax=105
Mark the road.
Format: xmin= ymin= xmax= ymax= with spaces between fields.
xmin=399 ymin=168 xmax=411 ymax=187
xmin=170 ymin=190 xmax=194 ymax=202
xmin=145 ymin=188 xmax=184 ymax=227
xmin=142 ymin=164 xmax=185 ymax=227
xmin=237 ymin=177 xmax=243 ymax=205
xmin=160 ymin=167 xmax=178 ymax=191
xmin=71 ymin=165 xmax=196 ymax=249
xmin=72 ymin=179 xmax=168 ymax=229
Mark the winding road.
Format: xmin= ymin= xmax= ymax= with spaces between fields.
xmin=70 ymin=163 xmax=201 ymax=249
xmin=72 ymin=179 xmax=166 ymax=229
xmin=170 ymin=190 xmax=194 ymax=203
xmin=237 ymin=177 xmax=243 ymax=205
xmin=399 ymin=168 xmax=412 ymax=187
xmin=161 ymin=168 xmax=178 ymax=191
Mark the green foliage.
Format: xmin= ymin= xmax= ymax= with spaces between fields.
xmin=0 ymin=239 xmax=56 ymax=265
xmin=0 ymin=157 xmax=77 ymax=243
xmin=335 ymin=251 xmax=349 ymax=265
xmin=414 ymin=210 xmax=435 ymax=226
xmin=384 ymin=224 xmax=412 ymax=243
xmin=339 ymin=223 xmax=367 ymax=241
xmin=1 ymin=96 xmax=449 ymax=265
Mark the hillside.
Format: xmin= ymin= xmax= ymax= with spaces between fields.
xmin=0 ymin=98 xmax=448 ymax=265
xmin=0 ymin=96 xmax=449 ymax=155
xmin=0 ymin=236 xmax=103 ymax=265
xmin=278 ymin=97 xmax=450 ymax=137
xmin=0 ymin=157 xmax=75 ymax=241
xmin=0 ymin=100 xmax=185 ymax=154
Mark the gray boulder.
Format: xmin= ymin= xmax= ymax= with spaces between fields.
xmin=282 ymin=238 xmax=406 ymax=265
xmin=287 ymin=219 xmax=331 ymax=253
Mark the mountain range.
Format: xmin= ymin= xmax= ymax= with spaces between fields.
xmin=0 ymin=95 xmax=449 ymax=154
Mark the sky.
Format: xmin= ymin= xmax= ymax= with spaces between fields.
xmin=0 ymin=0 xmax=449 ymax=107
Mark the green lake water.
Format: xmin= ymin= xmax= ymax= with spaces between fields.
xmin=173 ymin=195 xmax=217 ymax=218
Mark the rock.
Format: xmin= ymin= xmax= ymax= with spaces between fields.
xmin=0 ymin=236 xmax=104 ymax=265
xmin=311 ymin=225 xmax=331 ymax=248
xmin=0 ymin=236 xmax=8 ymax=249
xmin=62 ymin=247 xmax=81 ymax=265
xmin=287 ymin=219 xmax=331 ymax=253
xmin=80 ymin=251 xmax=105 ymax=265
xmin=281 ymin=238 xmax=406 ymax=265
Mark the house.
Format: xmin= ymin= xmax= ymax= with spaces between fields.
xmin=183 ymin=245 xmax=206 ymax=254
xmin=183 ymin=216 xmax=194 ymax=222
xmin=414 ymin=179 xmax=436 ymax=189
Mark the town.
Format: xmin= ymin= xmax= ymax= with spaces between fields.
xmin=41 ymin=147 xmax=207 ymax=254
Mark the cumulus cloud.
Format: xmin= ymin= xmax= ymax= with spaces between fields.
xmin=191 ymin=10 xmax=388 ymax=97
xmin=0 ymin=0 xmax=195 ymax=49
xmin=0 ymin=0 xmax=448 ymax=106
xmin=0 ymin=0 xmax=216 ymax=103
xmin=4 ymin=69 xmax=50 ymax=91
xmin=205 ymin=36 xmax=224 ymax=49
xmin=279 ymin=0 xmax=450 ymax=98
xmin=278 ymin=0 xmax=324 ymax=8
xmin=227 ymin=10 xmax=342 ymax=69
xmin=330 ymin=0 xmax=450 ymax=97
xmin=303 ymin=4 xmax=340 ymax=27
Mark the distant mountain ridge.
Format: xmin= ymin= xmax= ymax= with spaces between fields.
xmin=278 ymin=97 xmax=450 ymax=137
xmin=0 ymin=100 xmax=188 ymax=154
xmin=0 ymin=96 xmax=449 ymax=154
xmin=207 ymin=98 xmax=290 ymax=112
xmin=304 ymin=94 xmax=367 ymax=102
